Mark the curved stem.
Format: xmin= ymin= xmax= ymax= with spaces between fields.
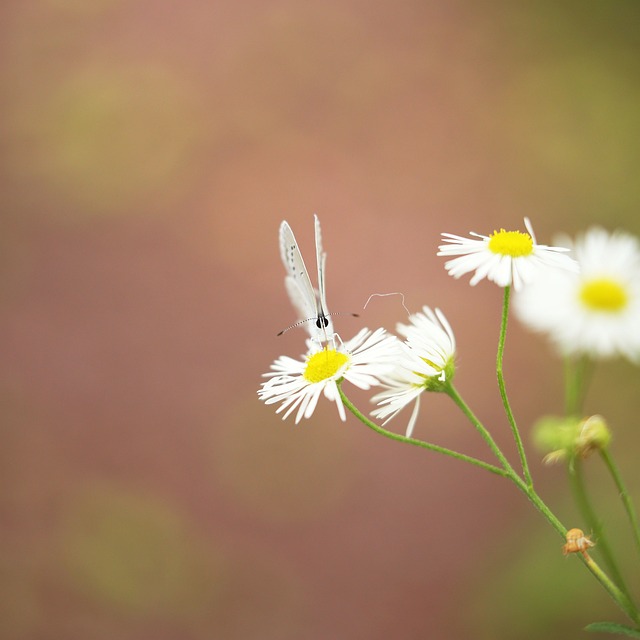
xmin=497 ymin=286 xmax=533 ymax=487
xmin=600 ymin=449 xmax=640 ymax=561
xmin=582 ymin=554 xmax=640 ymax=626
xmin=337 ymin=382 xmax=508 ymax=478
xmin=562 ymin=355 xmax=639 ymax=611
xmin=444 ymin=382 xmax=519 ymax=478
xmin=568 ymin=457 xmax=633 ymax=603
xmin=563 ymin=355 xmax=591 ymax=417
xmin=338 ymin=383 xmax=639 ymax=623
xmin=510 ymin=474 xmax=566 ymax=536
xmin=510 ymin=467 xmax=638 ymax=623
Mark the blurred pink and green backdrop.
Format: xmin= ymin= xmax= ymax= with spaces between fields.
xmin=1 ymin=1 xmax=639 ymax=638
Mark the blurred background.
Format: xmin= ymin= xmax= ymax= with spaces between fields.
xmin=1 ymin=0 xmax=640 ymax=638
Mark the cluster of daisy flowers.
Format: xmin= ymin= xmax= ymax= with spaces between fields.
xmin=259 ymin=217 xmax=640 ymax=432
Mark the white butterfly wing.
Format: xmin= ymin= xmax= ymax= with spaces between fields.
xmin=279 ymin=221 xmax=320 ymax=332
xmin=283 ymin=274 xmax=314 ymax=330
xmin=279 ymin=218 xmax=333 ymax=340
xmin=314 ymin=215 xmax=333 ymax=334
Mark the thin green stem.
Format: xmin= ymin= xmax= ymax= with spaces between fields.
xmin=505 ymin=465 xmax=638 ymax=623
xmin=337 ymin=382 xmax=508 ymax=478
xmin=563 ymin=355 xmax=639 ymax=611
xmin=563 ymin=355 xmax=593 ymax=417
xmin=444 ymin=385 xmax=567 ymax=536
xmin=582 ymin=554 xmax=640 ymax=626
xmin=564 ymin=357 xmax=580 ymax=417
xmin=497 ymin=286 xmax=533 ymax=487
xmin=568 ymin=457 xmax=634 ymax=604
xmin=340 ymin=381 xmax=639 ymax=624
xmin=444 ymin=382 xmax=519 ymax=478
xmin=511 ymin=474 xmax=566 ymax=536
xmin=600 ymin=448 xmax=640 ymax=560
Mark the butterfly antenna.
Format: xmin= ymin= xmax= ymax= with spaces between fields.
xmin=327 ymin=311 xmax=360 ymax=320
xmin=363 ymin=292 xmax=410 ymax=316
xmin=277 ymin=318 xmax=312 ymax=336
xmin=277 ymin=311 xmax=359 ymax=337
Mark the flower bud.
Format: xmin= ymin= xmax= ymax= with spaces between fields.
xmin=532 ymin=414 xmax=611 ymax=464
xmin=575 ymin=415 xmax=612 ymax=457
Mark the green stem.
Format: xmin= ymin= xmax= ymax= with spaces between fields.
xmin=564 ymin=357 xmax=581 ymax=417
xmin=339 ymin=384 xmax=639 ymax=623
xmin=337 ymin=382 xmax=508 ymax=478
xmin=494 ymin=460 xmax=638 ymax=623
xmin=497 ymin=286 xmax=533 ymax=487
xmin=563 ymin=355 xmax=592 ymax=416
xmin=511 ymin=474 xmax=566 ymax=536
xmin=600 ymin=448 xmax=640 ymax=560
xmin=489 ymin=469 xmax=636 ymax=622
xmin=581 ymin=554 xmax=640 ymax=626
xmin=563 ymin=355 xmax=639 ymax=612
xmin=568 ymin=457 xmax=634 ymax=604
xmin=444 ymin=382 xmax=519 ymax=478
xmin=443 ymin=383 xmax=568 ymax=538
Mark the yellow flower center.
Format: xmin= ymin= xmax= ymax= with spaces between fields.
xmin=488 ymin=229 xmax=534 ymax=257
xmin=580 ymin=277 xmax=628 ymax=312
xmin=303 ymin=349 xmax=349 ymax=383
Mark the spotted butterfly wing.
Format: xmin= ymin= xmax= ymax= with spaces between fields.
xmin=279 ymin=215 xmax=334 ymax=342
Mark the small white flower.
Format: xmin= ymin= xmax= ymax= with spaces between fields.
xmin=438 ymin=218 xmax=578 ymax=291
xmin=259 ymin=328 xmax=398 ymax=423
xmin=514 ymin=227 xmax=640 ymax=361
xmin=371 ymin=307 xmax=456 ymax=437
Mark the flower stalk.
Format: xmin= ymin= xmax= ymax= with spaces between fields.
xmin=497 ymin=286 xmax=533 ymax=487
xmin=340 ymin=382 xmax=640 ymax=626
xmin=600 ymin=449 xmax=640 ymax=561
xmin=337 ymin=381 xmax=508 ymax=478
xmin=568 ymin=457 xmax=634 ymax=606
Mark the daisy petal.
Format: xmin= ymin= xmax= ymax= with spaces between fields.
xmin=438 ymin=218 xmax=578 ymax=290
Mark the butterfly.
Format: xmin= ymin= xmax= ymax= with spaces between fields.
xmin=278 ymin=215 xmax=335 ymax=345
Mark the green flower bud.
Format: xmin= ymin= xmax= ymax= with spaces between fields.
xmin=575 ymin=414 xmax=612 ymax=457
xmin=532 ymin=414 xmax=611 ymax=464
xmin=533 ymin=416 xmax=581 ymax=460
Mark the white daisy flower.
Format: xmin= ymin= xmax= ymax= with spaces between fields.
xmin=514 ymin=227 xmax=640 ymax=362
xmin=259 ymin=328 xmax=399 ymax=424
xmin=371 ymin=307 xmax=456 ymax=437
xmin=438 ymin=218 xmax=578 ymax=291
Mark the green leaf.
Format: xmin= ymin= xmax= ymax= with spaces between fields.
xmin=585 ymin=622 xmax=640 ymax=637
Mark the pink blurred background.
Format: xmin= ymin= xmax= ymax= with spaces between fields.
xmin=1 ymin=1 xmax=639 ymax=638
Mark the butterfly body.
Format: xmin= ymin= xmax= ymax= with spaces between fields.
xmin=279 ymin=215 xmax=335 ymax=345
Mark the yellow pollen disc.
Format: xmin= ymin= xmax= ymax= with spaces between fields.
xmin=303 ymin=349 xmax=349 ymax=383
xmin=488 ymin=229 xmax=534 ymax=257
xmin=580 ymin=278 xmax=628 ymax=312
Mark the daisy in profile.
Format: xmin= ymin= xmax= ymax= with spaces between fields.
xmin=371 ymin=307 xmax=456 ymax=437
xmin=259 ymin=328 xmax=399 ymax=424
xmin=438 ymin=218 xmax=578 ymax=291
xmin=514 ymin=227 xmax=640 ymax=362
